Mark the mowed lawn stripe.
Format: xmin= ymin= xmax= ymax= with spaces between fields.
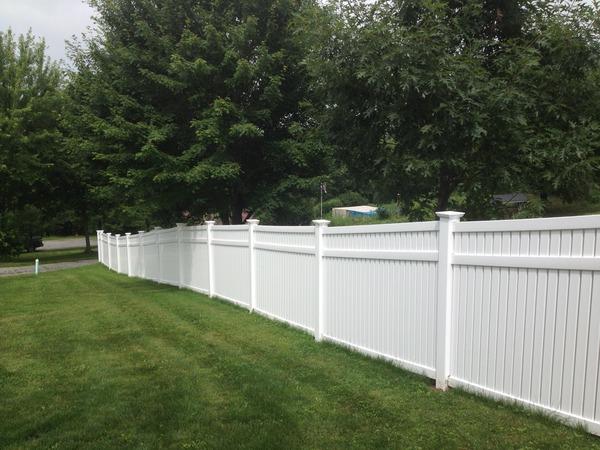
xmin=0 ymin=264 xmax=598 ymax=449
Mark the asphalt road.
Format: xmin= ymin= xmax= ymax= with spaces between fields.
xmin=0 ymin=259 xmax=98 ymax=277
xmin=40 ymin=236 xmax=98 ymax=251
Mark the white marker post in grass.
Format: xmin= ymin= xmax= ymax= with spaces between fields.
xmin=34 ymin=258 xmax=39 ymax=275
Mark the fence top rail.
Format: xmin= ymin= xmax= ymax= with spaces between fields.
xmin=156 ymin=227 xmax=178 ymax=235
xmin=324 ymin=221 xmax=439 ymax=235
xmin=455 ymin=214 xmax=600 ymax=233
xmin=134 ymin=227 xmax=177 ymax=236
xmin=212 ymin=224 xmax=249 ymax=231
xmin=256 ymin=225 xmax=315 ymax=233
xmin=184 ymin=225 xmax=207 ymax=231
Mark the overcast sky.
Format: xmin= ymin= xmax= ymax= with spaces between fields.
xmin=0 ymin=0 xmax=95 ymax=63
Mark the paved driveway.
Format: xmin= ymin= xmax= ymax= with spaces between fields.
xmin=41 ymin=237 xmax=97 ymax=251
xmin=0 ymin=259 xmax=98 ymax=277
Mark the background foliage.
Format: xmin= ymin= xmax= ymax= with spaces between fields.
xmin=1 ymin=0 xmax=599 ymax=256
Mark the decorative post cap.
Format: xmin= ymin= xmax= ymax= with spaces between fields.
xmin=106 ymin=232 xmax=112 ymax=236
xmin=125 ymin=232 xmax=131 ymax=236
xmin=246 ymin=219 xmax=260 ymax=225
xmin=312 ymin=219 xmax=331 ymax=226
xmin=138 ymin=230 xmax=145 ymax=234
xmin=436 ymin=211 xmax=465 ymax=220
xmin=115 ymin=234 xmax=121 ymax=237
xmin=205 ymin=220 xmax=216 ymax=225
xmin=96 ymin=229 xmax=104 ymax=233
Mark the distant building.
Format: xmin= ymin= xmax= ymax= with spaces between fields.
xmin=492 ymin=193 xmax=529 ymax=206
xmin=332 ymin=205 xmax=378 ymax=217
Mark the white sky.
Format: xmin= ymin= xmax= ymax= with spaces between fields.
xmin=0 ymin=0 xmax=95 ymax=63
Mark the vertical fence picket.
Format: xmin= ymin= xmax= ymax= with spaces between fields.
xmin=107 ymin=233 xmax=112 ymax=270
xmin=176 ymin=223 xmax=185 ymax=288
xmin=313 ymin=219 xmax=330 ymax=341
xmin=152 ymin=227 xmax=161 ymax=282
xmin=206 ymin=221 xmax=215 ymax=298
xmin=248 ymin=219 xmax=260 ymax=312
xmin=435 ymin=211 xmax=464 ymax=390
xmin=96 ymin=230 xmax=103 ymax=263
xmin=138 ymin=231 xmax=145 ymax=279
xmin=126 ymin=233 xmax=132 ymax=276
xmin=115 ymin=234 xmax=121 ymax=273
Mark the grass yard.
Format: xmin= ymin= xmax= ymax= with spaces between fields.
xmin=0 ymin=248 xmax=97 ymax=268
xmin=1 ymin=266 xmax=599 ymax=449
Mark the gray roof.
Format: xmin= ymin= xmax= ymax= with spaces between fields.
xmin=493 ymin=193 xmax=529 ymax=204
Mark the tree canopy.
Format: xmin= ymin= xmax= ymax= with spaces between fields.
xmin=68 ymin=0 xmax=336 ymax=227
xmin=0 ymin=30 xmax=64 ymax=255
xmin=306 ymin=0 xmax=600 ymax=219
xmin=1 ymin=0 xmax=600 ymax=256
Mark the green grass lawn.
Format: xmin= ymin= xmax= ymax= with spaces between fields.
xmin=1 ymin=266 xmax=598 ymax=449
xmin=0 ymin=247 xmax=97 ymax=268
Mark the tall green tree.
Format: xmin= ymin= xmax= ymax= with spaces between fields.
xmin=307 ymin=0 xmax=600 ymax=219
xmin=0 ymin=29 xmax=64 ymax=255
xmin=69 ymin=0 xmax=334 ymax=226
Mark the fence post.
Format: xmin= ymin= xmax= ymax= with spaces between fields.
xmin=206 ymin=221 xmax=215 ymax=297
xmin=96 ymin=230 xmax=103 ymax=264
xmin=115 ymin=234 xmax=121 ymax=273
xmin=313 ymin=219 xmax=330 ymax=341
xmin=176 ymin=223 xmax=185 ymax=288
xmin=435 ymin=211 xmax=464 ymax=390
xmin=247 ymin=219 xmax=260 ymax=312
xmin=154 ymin=227 xmax=162 ymax=282
xmin=125 ymin=233 xmax=132 ymax=277
xmin=138 ymin=231 xmax=146 ymax=279
xmin=107 ymin=233 xmax=112 ymax=270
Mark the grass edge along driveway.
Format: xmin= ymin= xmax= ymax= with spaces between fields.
xmin=0 ymin=264 xmax=598 ymax=449
xmin=0 ymin=247 xmax=97 ymax=268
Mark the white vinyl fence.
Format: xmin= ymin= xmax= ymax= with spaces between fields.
xmin=97 ymin=213 xmax=600 ymax=435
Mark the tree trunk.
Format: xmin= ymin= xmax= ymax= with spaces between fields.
xmin=219 ymin=209 xmax=231 ymax=224
xmin=437 ymin=166 xmax=452 ymax=213
xmin=82 ymin=209 xmax=91 ymax=252
xmin=230 ymin=192 xmax=245 ymax=225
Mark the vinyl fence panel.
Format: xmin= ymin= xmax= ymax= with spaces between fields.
xmin=211 ymin=225 xmax=251 ymax=307
xmin=158 ymin=228 xmax=179 ymax=286
xmin=142 ymin=231 xmax=159 ymax=282
xmin=254 ymin=225 xmax=318 ymax=332
xmin=322 ymin=222 xmax=440 ymax=377
xmin=108 ymin=234 xmax=118 ymax=271
xmin=117 ymin=235 xmax=128 ymax=275
xmin=181 ymin=225 xmax=210 ymax=294
xmin=450 ymin=216 xmax=600 ymax=434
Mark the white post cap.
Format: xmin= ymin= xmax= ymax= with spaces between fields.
xmin=246 ymin=219 xmax=260 ymax=225
xmin=436 ymin=211 xmax=465 ymax=220
xmin=205 ymin=220 xmax=216 ymax=225
xmin=312 ymin=219 xmax=331 ymax=226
